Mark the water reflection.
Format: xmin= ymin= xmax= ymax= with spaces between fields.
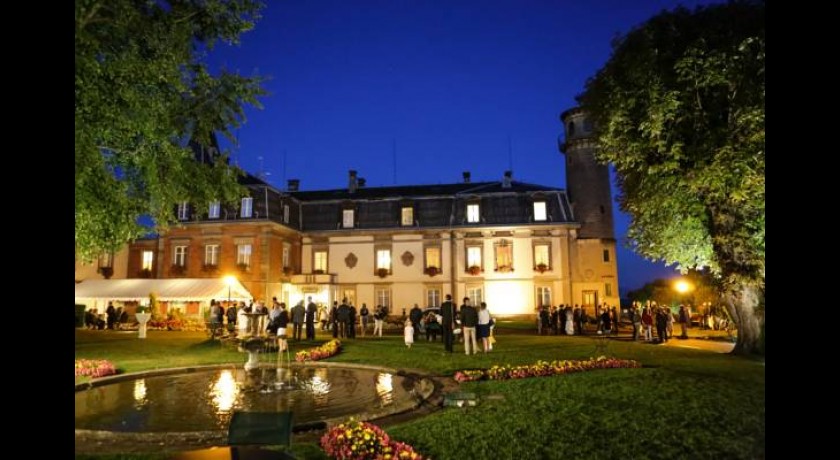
xmin=310 ymin=368 xmax=331 ymax=407
xmin=376 ymin=373 xmax=393 ymax=406
xmin=76 ymin=367 xmax=415 ymax=432
xmin=133 ymin=379 xmax=147 ymax=407
xmin=210 ymin=370 xmax=239 ymax=412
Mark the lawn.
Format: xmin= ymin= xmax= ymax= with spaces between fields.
xmin=75 ymin=328 xmax=764 ymax=459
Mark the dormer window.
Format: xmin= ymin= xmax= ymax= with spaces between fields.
xmin=534 ymin=201 xmax=547 ymax=221
xmin=467 ymin=203 xmax=480 ymax=223
xmin=241 ymin=197 xmax=253 ymax=218
xmin=208 ymin=201 xmax=220 ymax=219
xmin=401 ymin=206 xmax=414 ymax=226
xmin=177 ymin=202 xmax=189 ymax=221
xmin=343 ymin=209 xmax=355 ymax=228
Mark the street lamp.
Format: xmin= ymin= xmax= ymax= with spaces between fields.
xmin=674 ymin=280 xmax=692 ymax=294
xmin=224 ymin=275 xmax=236 ymax=306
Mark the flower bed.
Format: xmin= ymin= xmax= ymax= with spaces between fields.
xmin=75 ymin=359 xmax=117 ymax=379
xmin=454 ymin=356 xmax=641 ymax=382
xmin=320 ymin=418 xmax=423 ymax=460
xmin=295 ymin=339 xmax=342 ymax=362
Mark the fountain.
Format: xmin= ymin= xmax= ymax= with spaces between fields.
xmin=238 ymin=311 xmax=269 ymax=371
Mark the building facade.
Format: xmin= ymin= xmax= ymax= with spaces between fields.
xmin=111 ymin=108 xmax=619 ymax=316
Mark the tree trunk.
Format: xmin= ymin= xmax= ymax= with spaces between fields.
xmin=723 ymin=284 xmax=763 ymax=355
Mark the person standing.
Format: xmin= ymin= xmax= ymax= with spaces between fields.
xmin=226 ymin=302 xmax=238 ymax=333
xmin=460 ymin=297 xmax=478 ymax=355
xmin=359 ymin=303 xmax=369 ymax=337
xmin=347 ymin=302 xmax=357 ymax=339
xmin=291 ymin=300 xmax=305 ymax=341
xmin=678 ymin=304 xmax=690 ymax=339
xmin=330 ymin=301 xmax=339 ymax=338
xmin=319 ymin=304 xmax=329 ymax=331
xmin=440 ymin=294 xmax=456 ymax=353
xmin=372 ymin=306 xmax=383 ymax=337
xmin=477 ymin=302 xmax=492 ymax=352
xmin=409 ymin=304 xmax=423 ymax=342
xmin=305 ymin=296 xmax=317 ymax=340
xmin=106 ymin=302 xmax=117 ymax=330
xmin=630 ymin=303 xmax=641 ymax=341
xmin=337 ymin=299 xmax=350 ymax=338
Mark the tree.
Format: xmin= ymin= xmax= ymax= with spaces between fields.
xmin=578 ymin=1 xmax=764 ymax=354
xmin=75 ymin=0 xmax=266 ymax=261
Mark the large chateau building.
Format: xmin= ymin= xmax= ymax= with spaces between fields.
xmin=76 ymin=108 xmax=618 ymax=316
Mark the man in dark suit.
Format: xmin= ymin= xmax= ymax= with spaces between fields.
xmin=305 ymin=296 xmax=318 ymax=340
xmin=440 ymin=294 xmax=456 ymax=352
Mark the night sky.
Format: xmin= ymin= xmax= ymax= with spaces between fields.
xmin=205 ymin=0 xmax=721 ymax=294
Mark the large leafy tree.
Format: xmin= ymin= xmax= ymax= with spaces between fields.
xmin=75 ymin=0 xmax=265 ymax=261
xmin=579 ymin=1 xmax=764 ymax=354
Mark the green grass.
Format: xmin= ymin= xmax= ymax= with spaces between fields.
xmin=76 ymin=329 xmax=764 ymax=459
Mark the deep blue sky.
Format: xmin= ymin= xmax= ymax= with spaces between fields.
xmin=206 ymin=0 xmax=720 ymax=293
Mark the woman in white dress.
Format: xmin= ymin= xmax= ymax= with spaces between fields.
xmin=564 ymin=306 xmax=575 ymax=335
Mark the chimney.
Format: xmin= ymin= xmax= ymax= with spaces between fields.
xmin=287 ymin=179 xmax=299 ymax=192
xmin=502 ymin=170 xmax=513 ymax=188
xmin=358 ymin=177 xmax=366 ymax=188
xmin=348 ymin=170 xmax=358 ymax=193
xmin=462 ymin=171 xmax=471 ymax=183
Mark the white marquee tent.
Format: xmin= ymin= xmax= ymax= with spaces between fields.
xmin=74 ymin=278 xmax=253 ymax=304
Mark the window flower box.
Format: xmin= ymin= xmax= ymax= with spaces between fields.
xmin=424 ymin=266 xmax=440 ymax=277
xmin=170 ymin=264 xmax=186 ymax=276
xmin=201 ymin=263 xmax=219 ymax=274
xmin=236 ymin=262 xmax=249 ymax=273
xmin=535 ymin=263 xmax=549 ymax=273
xmin=495 ymin=265 xmax=513 ymax=273
xmin=376 ymin=268 xmax=390 ymax=278
xmin=467 ymin=265 xmax=482 ymax=275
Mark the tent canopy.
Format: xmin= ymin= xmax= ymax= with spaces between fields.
xmin=74 ymin=278 xmax=253 ymax=302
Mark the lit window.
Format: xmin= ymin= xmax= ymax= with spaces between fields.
xmin=467 ymin=287 xmax=483 ymax=306
xmin=237 ymin=244 xmax=252 ymax=266
xmin=376 ymin=288 xmax=391 ymax=309
xmin=141 ymin=251 xmax=154 ymax=271
xmin=533 ymin=202 xmax=547 ymax=221
xmin=208 ymin=201 xmax=220 ymax=219
xmin=467 ymin=203 xmax=480 ymax=223
xmin=401 ymin=207 xmax=414 ymax=226
xmin=534 ymin=244 xmax=550 ymax=268
xmin=425 ymin=247 xmax=441 ymax=269
xmin=241 ymin=197 xmax=253 ymax=218
xmin=494 ymin=240 xmax=513 ymax=271
xmin=173 ymin=246 xmax=187 ymax=266
xmin=537 ymin=286 xmax=551 ymax=307
xmin=605 ymin=283 xmax=613 ymax=297
xmin=426 ymin=288 xmax=441 ymax=308
xmin=603 ymin=249 xmax=610 ymax=262
xmin=283 ymin=205 xmax=290 ymax=224
xmin=205 ymin=245 xmax=219 ymax=266
xmin=282 ymin=245 xmax=290 ymax=269
xmin=467 ymin=246 xmax=482 ymax=269
xmin=376 ymin=249 xmax=392 ymax=271
xmin=343 ymin=209 xmax=354 ymax=228
xmin=314 ymin=250 xmax=328 ymax=273
xmin=177 ymin=202 xmax=189 ymax=220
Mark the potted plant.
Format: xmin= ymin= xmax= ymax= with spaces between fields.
xmin=170 ymin=264 xmax=186 ymax=276
xmin=236 ymin=262 xmax=249 ymax=273
xmin=202 ymin=263 xmax=219 ymax=274
xmin=535 ymin=263 xmax=549 ymax=273
xmin=467 ymin=265 xmax=482 ymax=275
xmin=377 ymin=268 xmax=389 ymax=278
xmin=424 ymin=266 xmax=440 ymax=277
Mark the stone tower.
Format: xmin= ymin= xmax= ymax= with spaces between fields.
xmin=559 ymin=107 xmax=615 ymax=240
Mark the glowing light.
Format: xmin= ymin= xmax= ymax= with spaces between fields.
xmin=376 ymin=373 xmax=394 ymax=406
xmin=211 ymin=370 xmax=239 ymax=413
xmin=485 ymin=281 xmax=529 ymax=315
xmin=310 ymin=368 xmax=332 ymax=407
xmin=133 ymin=379 xmax=147 ymax=405
xmin=674 ymin=280 xmax=692 ymax=294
